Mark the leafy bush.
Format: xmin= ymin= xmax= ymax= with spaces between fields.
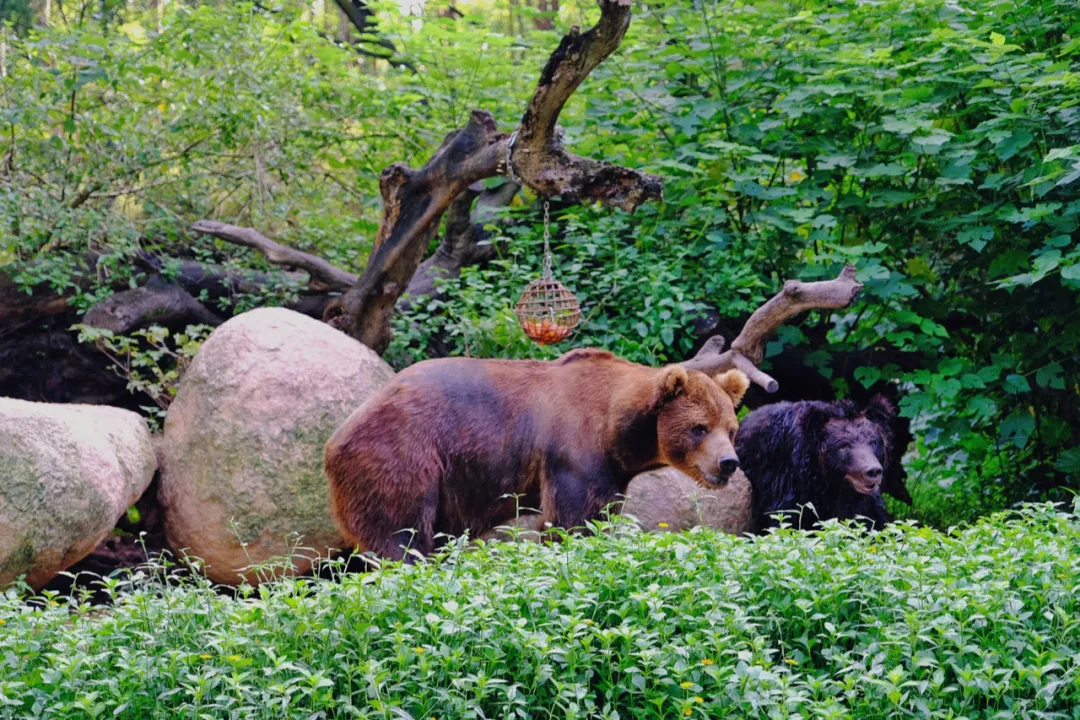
xmin=392 ymin=0 xmax=1080 ymax=525
xmin=2 ymin=502 xmax=1080 ymax=718
xmin=73 ymin=323 xmax=213 ymax=428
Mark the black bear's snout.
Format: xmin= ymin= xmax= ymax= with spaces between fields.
xmin=719 ymin=455 xmax=739 ymax=476
xmin=865 ymin=465 xmax=883 ymax=480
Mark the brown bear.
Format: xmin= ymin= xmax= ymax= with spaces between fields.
xmin=324 ymin=349 xmax=750 ymax=560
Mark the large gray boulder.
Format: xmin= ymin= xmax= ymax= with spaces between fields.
xmin=159 ymin=307 xmax=394 ymax=585
xmin=482 ymin=467 xmax=754 ymax=541
xmin=0 ymin=399 xmax=156 ymax=590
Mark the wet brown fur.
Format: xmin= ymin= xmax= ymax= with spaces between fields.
xmin=324 ymin=350 xmax=748 ymax=560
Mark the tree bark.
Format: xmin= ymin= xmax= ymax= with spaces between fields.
xmin=82 ymin=277 xmax=224 ymax=334
xmin=400 ymin=180 xmax=520 ymax=309
xmin=326 ymin=0 xmax=663 ymax=354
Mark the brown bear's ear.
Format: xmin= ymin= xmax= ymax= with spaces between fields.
xmin=713 ymin=369 xmax=750 ymax=408
xmin=658 ymin=366 xmax=689 ymax=401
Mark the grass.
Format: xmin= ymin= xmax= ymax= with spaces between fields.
xmin=2 ymin=502 xmax=1080 ymax=719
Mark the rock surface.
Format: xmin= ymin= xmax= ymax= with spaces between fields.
xmin=482 ymin=467 xmax=754 ymax=541
xmin=159 ymin=307 xmax=394 ymax=585
xmin=620 ymin=467 xmax=754 ymax=535
xmin=0 ymin=398 xmax=156 ymax=590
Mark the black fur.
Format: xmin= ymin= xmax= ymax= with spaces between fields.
xmin=735 ymin=396 xmax=898 ymax=532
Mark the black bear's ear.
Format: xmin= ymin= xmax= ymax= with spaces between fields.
xmin=864 ymin=394 xmax=897 ymax=425
xmin=713 ymin=369 xmax=750 ymax=408
xmin=658 ymin=366 xmax=688 ymax=401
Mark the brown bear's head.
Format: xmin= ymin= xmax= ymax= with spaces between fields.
xmin=654 ymin=366 xmax=750 ymax=488
xmin=819 ymin=395 xmax=897 ymax=496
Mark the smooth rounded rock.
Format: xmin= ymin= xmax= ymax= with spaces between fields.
xmin=482 ymin=467 xmax=754 ymax=541
xmin=0 ymin=399 xmax=156 ymax=590
xmin=619 ymin=466 xmax=754 ymax=535
xmin=159 ymin=307 xmax=394 ymax=585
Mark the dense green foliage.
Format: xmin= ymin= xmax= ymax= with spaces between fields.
xmin=2 ymin=0 xmax=1079 ymax=524
xmin=2 ymin=503 xmax=1080 ymax=718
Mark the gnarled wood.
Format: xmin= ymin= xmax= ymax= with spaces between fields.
xmin=82 ymin=278 xmax=224 ymax=334
xmin=683 ymin=265 xmax=864 ymax=392
xmin=401 ymin=180 xmax=520 ymax=308
xmin=328 ymin=0 xmax=662 ymax=353
xmin=189 ymin=220 xmax=358 ymax=293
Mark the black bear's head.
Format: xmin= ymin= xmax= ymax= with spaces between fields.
xmin=816 ymin=395 xmax=897 ymax=496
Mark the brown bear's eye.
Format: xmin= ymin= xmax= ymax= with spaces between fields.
xmin=692 ymin=425 xmax=709 ymax=439
xmin=729 ymin=429 xmax=736 ymax=442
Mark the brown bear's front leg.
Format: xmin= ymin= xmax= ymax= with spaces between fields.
xmin=542 ymin=471 xmax=622 ymax=534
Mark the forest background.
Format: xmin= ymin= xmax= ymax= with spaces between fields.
xmin=2 ymin=0 xmax=1079 ymax=527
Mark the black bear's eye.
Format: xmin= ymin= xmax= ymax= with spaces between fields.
xmin=692 ymin=425 xmax=709 ymax=439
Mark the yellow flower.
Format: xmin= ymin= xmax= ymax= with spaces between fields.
xmin=787 ymin=169 xmax=806 ymax=183
xmin=868 ymin=546 xmax=878 ymax=553
xmin=226 ymin=655 xmax=242 ymax=662
xmin=784 ymin=658 xmax=798 ymax=665
xmin=0 ymin=619 xmax=6 ymax=625
xmin=415 ymin=647 xmax=425 ymax=654
xmin=680 ymin=681 xmax=693 ymax=689
xmin=694 ymin=697 xmax=704 ymax=703
xmin=658 ymin=522 xmax=670 ymax=528
xmin=683 ymin=708 xmax=692 ymax=717
xmin=198 ymin=654 xmax=212 ymax=660
xmin=702 ymin=658 xmax=715 ymax=666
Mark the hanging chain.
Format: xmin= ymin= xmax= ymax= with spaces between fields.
xmin=502 ymin=130 xmax=554 ymax=282
xmin=541 ymin=199 xmax=553 ymax=279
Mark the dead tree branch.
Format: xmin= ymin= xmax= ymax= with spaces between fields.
xmin=326 ymin=0 xmax=663 ymax=353
xmin=189 ymin=220 xmax=358 ymax=293
xmin=82 ymin=278 xmax=224 ymax=334
xmin=400 ymin=180 xmax=520 ymax=309
xmin=683 ymin=265 xmax=864 ymax=392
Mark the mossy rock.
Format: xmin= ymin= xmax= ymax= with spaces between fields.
xmin=0 ymin=399 xmax=156 ymax=590
xmin=159 ymin=308 xmax=394 ymax=585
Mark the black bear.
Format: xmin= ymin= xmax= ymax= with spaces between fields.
xmin=735 ymin=395 xmax=899 ymax=531
xmin=325 ymin=349 xmax=750 ymax=560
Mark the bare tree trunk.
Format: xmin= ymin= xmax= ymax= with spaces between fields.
xmin=533 ymin=0 xmax=558 ymax=31
xmin=325 ymin=0 xmax=663 ymax=354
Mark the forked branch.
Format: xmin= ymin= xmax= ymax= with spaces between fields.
xmin=683 ymin=265 xmax=864 ymax=392
xmin=326 ymin=0 xmax=663 ymax=353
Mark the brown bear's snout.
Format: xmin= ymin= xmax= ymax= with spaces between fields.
xmin=701 ymin=453 xmax=739 ymax=487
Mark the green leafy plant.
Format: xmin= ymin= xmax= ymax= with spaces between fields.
xmin=73 ymin=323 xmax=213 ymax=427
xmin=2 ymin=502 xmax=1080 ymax=717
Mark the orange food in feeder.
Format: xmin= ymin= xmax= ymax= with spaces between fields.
xmin=515 ymin=277 xmax=580 ymax=345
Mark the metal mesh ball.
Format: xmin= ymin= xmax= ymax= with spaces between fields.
xmin=514 ymin=277 xmax=581 ymax=345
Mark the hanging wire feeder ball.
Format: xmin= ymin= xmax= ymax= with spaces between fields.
xmin=514 ymin=277 xmax=581 ymax=345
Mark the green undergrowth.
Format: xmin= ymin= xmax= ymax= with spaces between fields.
xmin=2 ymin=502 xmax=1080 ymax=719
